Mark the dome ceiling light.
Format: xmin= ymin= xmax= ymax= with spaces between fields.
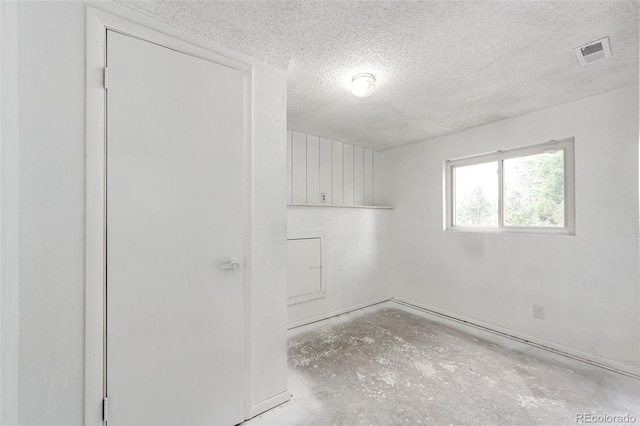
xmin=351 ymin=73 xmax=376 ymax=98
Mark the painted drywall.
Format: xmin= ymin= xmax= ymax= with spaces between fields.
xmin=1 ymin=2 xmax=20 ymax=425
xmin=384 ymin=86 xmax=640 ymax=373
xmin=249 ymin=66 xmax=289 ymax=409
xmin=286 ymin=131 xmax=390 ymax=326
xmin=287 ymin=207 xmax=391 ymax=326
xmin=3 ymin=1 xmax=287 ymax=424
xmin=16 ymin=4 xmax=86 ymax=423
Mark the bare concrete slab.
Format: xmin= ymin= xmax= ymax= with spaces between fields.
xmin=245 ymin=302 xmax=639 ymax=425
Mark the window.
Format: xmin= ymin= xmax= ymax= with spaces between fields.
xmin=444 ymin=138 xmax=575 ymax=235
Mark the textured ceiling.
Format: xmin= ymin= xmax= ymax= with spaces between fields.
xmin=118 ymin=1 xmax=639 ymax=151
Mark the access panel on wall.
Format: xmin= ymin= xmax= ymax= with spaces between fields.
xmin=105 ymin=30 xmax=245 ymax=425
xmin=287 ymin=237 xmax=324 ymax=305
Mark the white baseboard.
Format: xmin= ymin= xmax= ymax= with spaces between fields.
xmin=287 ymin=296 xmax=392 ymax=330
xmin=249 ymin=390 xmax=291 ymax=419
xmin=392 ymin=298 xmax=640 ymax=379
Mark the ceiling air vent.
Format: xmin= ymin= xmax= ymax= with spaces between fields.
xmin=574 ymin=37 xmax=612 ymax=65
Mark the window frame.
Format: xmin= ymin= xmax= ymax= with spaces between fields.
xmin=444 ymin=138 xmax=575 ymax=235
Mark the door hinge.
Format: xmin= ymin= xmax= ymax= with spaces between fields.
xmin=103 ymin=67 xmax=109 ymax=90
xmin=103 ymin=397 xmax=109 ymax=422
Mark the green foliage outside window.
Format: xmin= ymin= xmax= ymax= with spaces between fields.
xmin=504 ymin=151 xmax=564 ymax=227
xmin=454 ymin=150 xmax=564 ymax=228
xmin=455 ymin=186 xmax=497 ymax=226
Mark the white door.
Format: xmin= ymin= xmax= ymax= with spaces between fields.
xmin=106 ymin=30 xmax=245 ymax=426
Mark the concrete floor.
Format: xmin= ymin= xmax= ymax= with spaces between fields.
xmin=245 ymin=302 xmax=640 ymax=425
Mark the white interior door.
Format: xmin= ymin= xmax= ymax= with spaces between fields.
xmin=106 ymin=30 xmax=245 ymax=426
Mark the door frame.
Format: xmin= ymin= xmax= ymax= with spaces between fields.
xmin=85 ymin=8 xmax=254 ymax=425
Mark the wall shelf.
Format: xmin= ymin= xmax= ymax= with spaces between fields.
xmin=287 ymin=204 xmax=393 ymax=210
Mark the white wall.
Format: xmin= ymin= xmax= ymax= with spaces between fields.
xmin=384 ymin=86 xmax=640 ymax=374
xmin=16 ymin=4 xmax=86 ymax=423
xmin=249 ymin=67 xmax=289 ymax=409
xmin=1 ymin=2 xmax=20 ymax=424
xmin=287 ymin=207 xmax=392 ymax=326
xmin=287 ymin=130 xmax=384 ymax=207
xmin=286 ymin=131 xmax=391 ymax=326
xmin=1 ymin=1 xmax=288 ymax=424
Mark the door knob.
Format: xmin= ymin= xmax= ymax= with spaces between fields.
xmin=220 ymin=258 xmax=241 ymax=270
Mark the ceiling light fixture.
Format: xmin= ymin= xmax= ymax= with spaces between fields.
xmin=351 ymin=73 xmax=376 ymax=98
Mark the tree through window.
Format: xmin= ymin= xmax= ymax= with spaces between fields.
xmin=503 ymin=151 xmax=564 ymax=227
xmin=445 ymin=139 xmax=575 ymax=235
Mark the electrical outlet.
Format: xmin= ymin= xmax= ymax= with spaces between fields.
xmin=533 ymin=305 xmax=545 ymax=320
xmin=321 ymin=193 xmax=327 ymax=203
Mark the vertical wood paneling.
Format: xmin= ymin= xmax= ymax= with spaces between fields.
xmin=363 ymin=148 xmax=373 ymax=206
xmin=332 ymin=141 xmax=344 ymax=206
xmin=319 ymin=138 xmax=332 ymax=204
xmin=353 ymin=146 xmax=364 ymax=206
xmin=373 ymin=151 xmax=383 ymax=206
xmin=292 ymin=131 xmax=307 ymax=203
xmin=287 ymin=130 xmax=384 ymax=207
xmin=306 ymin=135 xmax=320 ymax=204
xmin=343 ymin=144 xmax=354 ymax=206
xmin=287 ymin=130 xmax=293 ymax=203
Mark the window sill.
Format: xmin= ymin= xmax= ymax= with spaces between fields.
xmin=445 ymin=226 xmax=574 ymax=236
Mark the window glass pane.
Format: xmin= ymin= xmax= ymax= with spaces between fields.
xmin=503 ymin=150 xmax=564 ymax=227
xmin=454 ymin=162 xmax=498 ymax=227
